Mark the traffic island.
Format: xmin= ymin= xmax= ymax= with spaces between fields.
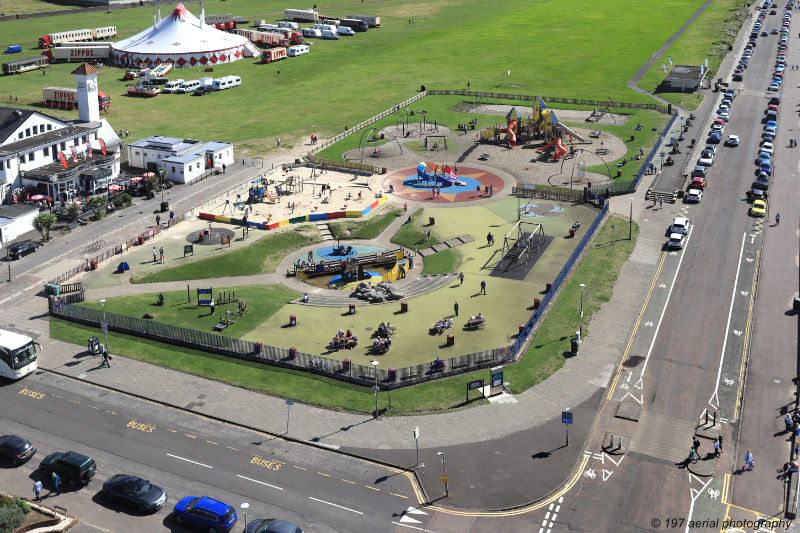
xmin=686 ymin=456 xmax=717 ymax=477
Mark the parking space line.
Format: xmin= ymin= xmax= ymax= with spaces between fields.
xmin=309 ymin=496 xmax=364 ymax=515
xmin=166 ymin=453 xmax=213 ymax=469
xmin=236 ymin=474 xmax=284 ymax=491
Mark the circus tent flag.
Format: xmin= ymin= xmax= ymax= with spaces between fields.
xmin=700 ymin=65 xmax=705 ymax=76
xmin=70 ymin=145 xmax=78 ymax=163
xmin=98 ymin=138 xmax=107 ymax=155
xmin=662 ymin=62 xmax=667 ymax=73
xmin=85 ymin=141 xmax=93 ymax=159
xmin=704 ymin=57 xmax=708 ymax=68
xmin=57 ymin=152 xmax=68 ymax=169
xmin=668 ymin=55 xmax=673 ymax=66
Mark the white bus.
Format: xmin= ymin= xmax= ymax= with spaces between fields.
xmin=0 ymin=329 xmax=40 ymax=379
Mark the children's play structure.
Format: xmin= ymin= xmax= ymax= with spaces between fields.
xmin=498 ymin=220 xmax=545 ymax=270
xmin=293 ymin=247 xmax=408 ymax=289
xmin=416 ymin=162 xmax=466 ymax=187
xmin=478 ymin=97 xmax=590 ymax=160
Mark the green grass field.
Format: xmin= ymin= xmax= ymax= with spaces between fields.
xmin=0 ymin=0 xmax=711 ymax=154
xmin=328 ymin=205 xmax=402 ymax=240
xmin=0 ymin=0 xmax=79 ymax=16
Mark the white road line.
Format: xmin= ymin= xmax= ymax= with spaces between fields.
xmin=236 ymin=474 xmax=284 ymax=491
xmin=308 ymin=496 xmax=364 ymax=515
xmin=165 ymin=453 xmax=213 ymax=469
xmin=639 ymin=225 xmax=695 ymax=380
xmin=684 ymin=476 xmax=713 ymax=533
xmin=708 ymin=232 xmax=746 ymax=409
xmin=391 ymin=522 xmax=435 ymax=532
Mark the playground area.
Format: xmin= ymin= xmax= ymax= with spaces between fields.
xmin=383 ymin=165 xmax=507 ymax=203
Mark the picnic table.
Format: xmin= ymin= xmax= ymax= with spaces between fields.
xmin=465 ymin=318 xmax=486 ymax=330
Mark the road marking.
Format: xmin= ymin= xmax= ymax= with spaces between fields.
xmin=317 ymin=472 xmax=331 ymax=478
xmin=365 ymin=485 xmax=380 ymax=491
xmin=166 ymin=453 xmax=213 ymax=469
xmin=400 ymin=515 xmax=422 ymax=524
xmin=308 ymin=496 xmax=363 ymax=515
xmin=185 ymin=434 xmax=197 ymax=439
xmin=236 ymin=474 xmax=284 ymax=491
xmin=405 ymin=507 xmax=428 ymax=516
xmin=89 ymin=405 xmax=99 ymax=410
xmin=684 ymin=475 xmax=713 ymax=533
xmin=226 ymin=446 xmax=238 ymax=451
xmin=206 ymin=440 xmax=218 ymax=445
xmin=734 ymin=249 xmax=760 ymax=422
xmin=293 ymin=465 xmax=307 ymax=471
xmin=167 ymin=429 xmax=177 ymax=433
xmin=392 ymin=492 xmax=409 ymax=499
xmin=341 ymin=479 xmax=357 ymax=485
xmin=391 ymin=522 xmax=435 ymax=532
xmin=538 ymin=496 xmax=564 ymax=533
xmin=104 ymin=410 xmax=116 ymax=415
xmin=708 ymin=232 xmax=746 ymax=410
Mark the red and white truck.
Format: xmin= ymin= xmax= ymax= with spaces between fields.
xmin=41 ymin=43 xmax=112 ymax=62
xmin=205 ymin=14 xmax=236 ymax=31
xmin=38 ymin=26 xmax=117 ymax=48
xmin=41 ymin=87 xmax=110 ymax=109
xmin=238 ymin=28 xmax=303 ymax=47
xmin=261 ymin=48 xmax=287 ymax=63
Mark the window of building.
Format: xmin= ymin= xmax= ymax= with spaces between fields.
xmin=25 ymin=128 xmax=30 ymax=137
xmin=18 ymin=132 xmax=23 ymax=140
xmin=29 ymin=152 xmax=34 ymax=161
xmin=43 ymin=147 xmax=49 ymax=157
xmin=171 ymin=166 xmax=175 ymax=173
xmin=134 ymin=150 xmax=140 ymax=155
xmin=19 ymin=155 xmax=25 ymax=164
xmin=60 ymin=142 xmax=65 ymax=151
xmin=32 ymin=125 xmax=38 ymax=135
xmin=47 ymin=124 xmax=52 ymax=131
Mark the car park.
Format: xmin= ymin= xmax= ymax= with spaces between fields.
xmin=40 ymin=451 xmax=96 ymax=486
xmin=7 ymin=241 xmax=38 ymax=260
xmin=667 ymin=233 xmax=685 ymax=250
xmin=750 ymin=199 xmax=767 ymax=217
xmin=245 ymin=518 xmax=305 ymax=533
xmin=174 ymin=496 xmax=238 ymax=532
xmin=725 ymin=134 xmax=740 ymax=146
xmin=670 ymin=216 xmax=690 ymax=234
xmin=0 ymin=435 xmax=35 ymax=465
xmin=102 ymin=475 xmax=167 ymax=513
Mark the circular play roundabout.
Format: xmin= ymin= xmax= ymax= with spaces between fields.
xmin=383 ymin=165 xmax=506 ymax=203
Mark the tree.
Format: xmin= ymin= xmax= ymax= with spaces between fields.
xmin=67 ymin=204 xmax=81 ymax=221
xmin=145 ymin=175 xmax=158 ymax=192
xmin=33 ymin=213 xmax=56 ymax=241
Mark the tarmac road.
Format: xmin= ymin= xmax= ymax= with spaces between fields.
xmin=0 ymin=371 xmax=424 ymax=533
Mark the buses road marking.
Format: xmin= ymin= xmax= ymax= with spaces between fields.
xmin=236 ymin=474 xmax=284 ymax=491
xmin=166 ymin=453 xmax=213 ymax=469
xmin=18 ymin=388 xmax=45 ymax=400
xmin=308 ymin=497 xmax=363 ymax=515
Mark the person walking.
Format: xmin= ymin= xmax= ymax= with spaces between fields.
xmin=458 ymin=271 xmax=464 ymax=285
xmin=487 ymin=232 xmax=493 ymax=246
xmin=745 ymin=449 xmax=754 ymax=471
xmin=403 ymin=202 xmax=408 ymax=214
xmin=480 ymin=279 xmax=486 ymax=295
xmin=33 ymin=479 xmax=42 ymax=502
xmin=156 ymin=214 xmax=161 ymax=227
xmin=152 ymin=246 xmax=157 ymax=263
xmin=689 ymin=446 xmax=698 ymax=463
xmin=52 ymin=472 xmax=61 ymax=495
xmin=159 ymin=246 xmax=164 ymax=264
xmin=454 ymin=301 xmax=459 ymax=317
xmin=718 ymin=435 xmax=723 ymax=454
xmin=210 ymin=298 xmax=215 ymax=316
xmin=693 ymin=437 xmax=700 ymax=456
xmin=713 ymin=438 xmax=720 ymax=457
xmin=101 ymin=348 xmax=111 ymax=368
xmin=776 ymin=213 xmax=781 ymax=226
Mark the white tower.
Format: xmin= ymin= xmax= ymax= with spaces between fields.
xmin=72 ymin=62 xmax=100 ymax=123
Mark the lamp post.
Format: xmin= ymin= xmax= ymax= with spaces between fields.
xmin=629 ymin=198 xmax=634 ymax=240
xmin=371 ymin=359 xmax=380 ymax=419
xmin=437 ymin=451 xmax=448 ymax=497
xmin=660 ymin=152 xmax=665 ymax=171
xmin=240 ymin=503 xmax=249 ymax=530
xmin=579 ymin=284 xmax=585 ymax=339
xmin=499 ymin=70 xmax=511 ymax=86
xmin=100 ymin=298 xmax=108 ymax=350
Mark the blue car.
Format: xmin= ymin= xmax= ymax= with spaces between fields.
xmin=760 ymin=161 xmax=772 ymax=175
xmin=174 ymin=496 xmax=237 ymax=532
xmin=707 ymin=132 xmax=722 ymax=144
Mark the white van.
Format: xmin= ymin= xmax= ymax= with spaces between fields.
xmin=320 ymin=29 xmax=339 ymax=40
xmin=163 ymin=79 xmax=185 ymax=93
xmin=177 ymin=80 xmax=200 ymax=93
xmin=313 ymin=23 xmax=337 ymax=34
xmin=301 ymin=27 xmax=322 ymax=38
xmin=277 ymin=21 xmax=298 ymax=30
xmin=287 ymin=45 xmax=309 ymax=57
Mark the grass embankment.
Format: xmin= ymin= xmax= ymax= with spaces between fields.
xmin=51 ymin=215 xmax=637 ymax=415
xmin=421 ymin=248 xmax=458 ymax=275
xmin=131 ymin=228 xmax=319 ymax=283
xmin=390 ymin=208 xmax=442 ymax=249
xmin=328 ymin=207 xmax=402 ymax=240
xmin=637 ymin=0 xmax=750 ymax=109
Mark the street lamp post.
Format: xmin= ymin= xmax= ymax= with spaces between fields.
xmin=579 ymin=284 xmax=585 ymax=339
xmin=437 ymin=451 xmax=448 ymax=497
xmin=371 ymin=359 xmax=380 ymax=419
xmin=240 ymin=503 xmax=249 ymax=530
xmin=660 ymin=152 xmax=665 ymax=171
xmin=629 ymin=198 xmax=634 ymax=240
xmin=100 ymin=298 xmax=108 ymax=350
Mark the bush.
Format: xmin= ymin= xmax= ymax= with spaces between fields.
xmin=94 ymin=209 xmax=106 ymax=220
xmin=0 ymin=506 xmax=24 ymax=533
xmin=113 ymin=197 xmax=124 ymax=208
xmin=121 ymin=193 xmax=133 ymax=206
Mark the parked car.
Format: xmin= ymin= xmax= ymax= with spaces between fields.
xmin=685 ymin=188 xmax=703 ymax=203
xmin=670 ymin=216 xmax=690 ymax=234
xmin=7 ymin=241 xmax=38 ymax=260
xmin=667 ymin=233 xmax=685 ymax=249
xmin=690 ymin=177 xmax=708 ymax=190
xmin=173 ymin=496 xmax=238 ymax=532
xmin=761 ymin=141 xmax=775 ymax=154
xmin=39 ymin=451 xmax=96 ymax=486
xmin=708 ymin=132 xmax=722 ymax=144
xmin=245 ymin=518 xmax=305 ymax=533
xmin=750 ymin=199 xmax=767 ymax=217
xmin=102 ymin=475 xmax=167 ymax=513
xmin=0 ymin=435 xmax=35 ymax=465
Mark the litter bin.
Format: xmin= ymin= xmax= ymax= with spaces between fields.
xmin=88 ymin=336 xmax=100 ymax=354
xmin=343 ymin=358 xmax=351 ymax=372
xmin=428 ymin=216 xmax=435 ymax=225
xmin=289 ymin=314 xmax=297 ymax=326
xmin=546 ymin=282 xmax=553 ymax=292
xmin=138 ymin=235 xmax=145 ymax=245
xmin=288 ymin=346 xmax=297 ymax=359
xmin=90 ymin=260 xmax=98 ymax=270
xmin=571 ymin=336 xmax=580 ymax=354
xmin=388 ymin=368 xmax=396 ymax=381
xmin=446 ymin=334 xmax=454 ymax=346
xmin=349 ymin=303 xmax=356 ymax=314
xmin=400 ymin=301 xmax=408 ymax=313
xmin=569 ymin=228 xmax=576 ymax=238
xmin=794 ymin=297 xmax=800 ymax=311
xmin=519 ymin=324 xmax=525 ymax=335
xmin=160 ymin=201 xmax=169 ymax=213
xmin=533 ymin=297 xmax=541 ymax=308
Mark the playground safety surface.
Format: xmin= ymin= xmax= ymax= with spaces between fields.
xmin=383 ymin=166 xmax=505 ymax=203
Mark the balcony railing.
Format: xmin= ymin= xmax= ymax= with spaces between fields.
xmin=21 ymin=153 xmax=118 ymax=182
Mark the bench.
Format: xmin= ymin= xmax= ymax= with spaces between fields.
xmin=595 ymin=148 xmax=609 ymax=155
xmin=465 ymin=318 xmax=486 ymax=330
xmin=212 ymin=323 xmax=228 ymax=331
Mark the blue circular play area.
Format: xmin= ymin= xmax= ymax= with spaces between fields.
xmin=401 ymin=174 xmax=481 ymax=194
xmin=299 ymin=244 xmax=389 ymax=263
xmin=521 ymin=202 xmax=564 ymax=218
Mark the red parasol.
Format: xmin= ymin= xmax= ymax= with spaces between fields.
xmin=130 ymin=176 xmax=143 ymax=182
xmin=69 ymin=200 xmax=82 ymax=206
xmin=29 ymin=194 xmax=44 ymax=201
xmin=108 ymin=185 xmax=121 ymax=191
xmin=142 ymin=172 xmax=155 ymax=178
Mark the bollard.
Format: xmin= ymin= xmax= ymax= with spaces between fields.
xmin=705 ymin=411 xmax=709 ymax=425
xmin=533 ymin=297 xmax=541 ymax=308
xmin=713 ymin=411 xmax=717 ymax=426
xmin=289 ymin=314 xmax=296 ymax=326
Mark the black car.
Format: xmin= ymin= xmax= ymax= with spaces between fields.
xmin=246 ymin=518 xmax=304 ymax=533
xmin=7 ymin=241 xmax=38 ymax=260
xmin=40 ymin=451 xmax=96 ymax=486
xmin=193 ymin=86 xmax=211 ymax=96
xmin=733 ymin=72 xmax=743 ymax=81
xmin=0 ymin=435 xmax=35 ymax=465
xmin=102 ymin=474 xmax=167 ymax=513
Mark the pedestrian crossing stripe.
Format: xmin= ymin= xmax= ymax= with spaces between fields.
xmin=406 ymin=507 xmax=429 ymax=516
xmin=400 ymin=515 xmax=422 ymax=524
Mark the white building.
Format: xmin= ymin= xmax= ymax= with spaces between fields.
xmin=0 ymin=204 xmax=38 ymax=249
xmin=126 ymin=136 xmax=234 ymax=184
xmin=0 ymin=63 xmax=122 ymax=204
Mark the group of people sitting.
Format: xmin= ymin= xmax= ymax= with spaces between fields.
xmin=377 ymin=321 xmax=396 ymax=337
xmin=329 ymin=329 xmax=358 ymax=351
xmin=372 ymin=336 xmax=392 ymax=353
xmin=431 ymin=317 xmax=454 ymax=335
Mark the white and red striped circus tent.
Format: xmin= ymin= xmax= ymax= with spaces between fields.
xmin=111 ymin=3 xmax=258 ymax=68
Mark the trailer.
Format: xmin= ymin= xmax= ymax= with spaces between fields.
xmin=204 ymin=13 xmax=232 ymax=24
xmin=284 ymin=8 xmax=319 ymax=22
xmin=261 ymin=48 xmax=287 ymax=63
xmin=38 ymin=26 xmax=116 ymax=48
xmin=42 ymin=86 xmax=110 ymax=109
xmin=345 ymin=14 xmax=380 ymax=27
xmin=339 ymin=18 xmax=369 ymax=32
xmin=42 ymin=43 xmax=112 ymax=62
xmin=3 ymin=56 xmax=48 ymax=75
xmin=127 ymin=84 xmax=161 ymax=97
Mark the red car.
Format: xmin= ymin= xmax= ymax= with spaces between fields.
xmin=690 ymin=177 xmax=707 ymax=190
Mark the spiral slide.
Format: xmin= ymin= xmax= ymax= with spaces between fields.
xmin=499 ymin=119 xmax=517 ymax=147
xmin=552 ymin=137 xmax=568 ymax=160
xmin=536 ymin=139 xmax=556 ymax=152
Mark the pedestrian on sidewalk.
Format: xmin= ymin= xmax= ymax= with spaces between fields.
xmin=693 ymin=437 xmax=700 ymax=455
xmin=101 ymin=348 xmax=111 ymax=368
xmin=786 ymin=413 xmax=794 ymax=431
xmin=487 ymin=232 xmax=493 ymax=246
xmin=776 ymin=213 xmax=781 ymax=226
xmin=210 ymin=298 xmax=215 ymax=316
xmin=403 ymin=202 xmax=408 ymax=214
xmin=156 ymin=214 xmax=161 ymax=227
xmin=718 ymin=435 xmax=723 ymax=454
xmin=480 ymin=279 xmax=486 ymax=295
xmin=152 ymin=246 xmax=157 ymax=263
xmin=159 ymin=246 xmax=164 ymax=264
xmin=454 ymin=301 xmax=459 ymax=316
xmin=458 ymin=271 xmax=464 ymax=285
xmin=51 ymin=472 xmax=60 ymax=495
xmin=745 ymin=449 xmax=754 ymax=471
xmin=33 ymin=479 xmax=42 ymax=501
xmin=713 ymin=438 xmax=720 ymax=457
